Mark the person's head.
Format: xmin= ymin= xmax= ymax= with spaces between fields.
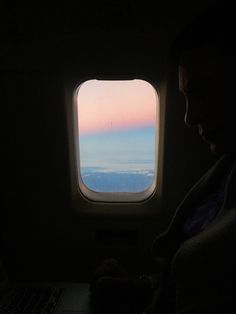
xmin=172 ymin=4 xmax=236 ymax=156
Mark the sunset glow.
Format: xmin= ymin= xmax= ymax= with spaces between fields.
xmin=76 ymin=79 xmax=158 ymax=135
xmin=75 ymin=79 xmax=159 ymax=196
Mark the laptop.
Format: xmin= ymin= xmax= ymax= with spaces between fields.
xmin=0 ymin=258 xmax=92 ymax=313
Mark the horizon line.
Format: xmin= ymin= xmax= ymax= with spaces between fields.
xmin=79 ymin=123 xmax=155 ymax=137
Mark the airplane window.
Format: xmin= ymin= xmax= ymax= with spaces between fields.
xmin=74 ymin=79 xmax=159 ymax=202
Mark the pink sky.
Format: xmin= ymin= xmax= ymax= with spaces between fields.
xmin=76 ymin=79 xmax=158 ymax=135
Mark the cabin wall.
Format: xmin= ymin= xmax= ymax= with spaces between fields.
xmin=1 ymin=1 xmax=215 ymax=282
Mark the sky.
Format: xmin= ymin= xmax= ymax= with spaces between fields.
xmin=75 ymin=79 xmax=159 ymax=192
xmin=79 ymin=126 xmax=156 ymax=172
xmin=76 ymin=79 xmax=158 ymax=135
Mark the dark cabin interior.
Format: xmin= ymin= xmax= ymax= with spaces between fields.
xmin=1 ymin=0 xmax=217 ymax=284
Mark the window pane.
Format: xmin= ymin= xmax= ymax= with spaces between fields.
xmin=76 ymin=79 xmax=158 ymax=196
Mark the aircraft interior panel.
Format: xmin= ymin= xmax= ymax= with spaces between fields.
xmin=1 ymin=0 xmax=216 ymax=284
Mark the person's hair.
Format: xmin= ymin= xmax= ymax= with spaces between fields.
xmin=171 ymin=3 xmax=236 ymax=66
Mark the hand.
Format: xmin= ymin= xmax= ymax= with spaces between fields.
xmin=90 ymin=258 xmax=154 ymax=314
xmin=90 ymin=258 xmax=131 ymax=300
xmin=90 ymin=258 xmax=133 ymax=313
xmin=91 ymin=258 xmax=130 ymax=282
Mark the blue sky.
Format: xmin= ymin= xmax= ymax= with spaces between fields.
xmin=79 ymin=126 xmax=156 ymax=174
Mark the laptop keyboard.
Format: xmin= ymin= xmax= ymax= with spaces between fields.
xmin=0 ymin=286 xmax=64 ymax=314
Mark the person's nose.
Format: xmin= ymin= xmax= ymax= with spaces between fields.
xmin=184 ymin=96 xmax=203 ymax=127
